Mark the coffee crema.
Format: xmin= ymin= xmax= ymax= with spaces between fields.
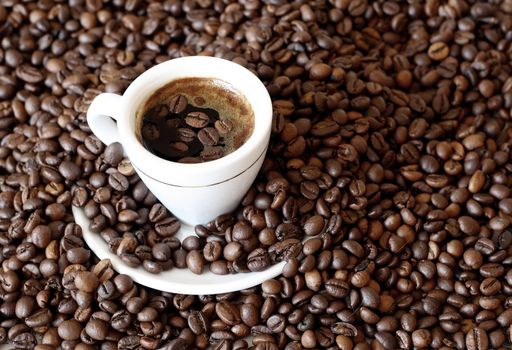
xmin=137 ymin=77 xmax=255 ymax=163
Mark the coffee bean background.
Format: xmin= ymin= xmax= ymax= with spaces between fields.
xmin=1 ymin=0 xmax=512 ymax=349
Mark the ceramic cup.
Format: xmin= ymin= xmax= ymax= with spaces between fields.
xmin=87 ymin=56 xmax=272 ymax=225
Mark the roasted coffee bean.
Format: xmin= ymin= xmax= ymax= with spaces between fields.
xmin=201 ymin=146 xmax=224 ymax=161
xmin=108 ymin=172 xmax=129 ymax=191
xmin=141 ymin=124 xmax=160 ymax=141
xmin=177 ymin=128 xmax=196 ymax=143
xmin=155 ymin=217 xmax=181 ymax=237
xmin=12 ymin=332 xmax=37 ymax=350
xmin=186 ymin=250 xmax=204 ymax=274
xmin=428 ymin=42 xmax=449 ymax=61
xmin=92 ymin=259 xmax=115 ymax=282
xmin=118 ymin=336 xmax=140 ymax=350
xmin=185 ymin=111 xmax=209 ymax=128
xmin=331 ymin=322 xmax=357 ymax=337
xmin=58 ymin=320 xmax=82 ymax=340
xmin=216 ymin=301 xmax=241 ymax=326
xmin=74 ymin=271 xmax=99 ymax=293
xmin=268 ymin=239 xmax=301 ymax=262
xmin=169 ymin=94 xmax=188 ymax=114
xmin=466 ymin=327 xmax=489 ymax=350
xmin=25 ymin=308 xmax=52 ymax=328
xmin=59 ymin=161 xmax=82 ymax=181
xmin=215 ymin=120 xmax=234 ymax=135
xmin=143 ymin=260 xmax=163 ymax=274
xmin=16 ymin=65 xmax=44 ymax=83
xmin=15 ymin=296 xmax=34 ymax=319
xmin=203 ymin=241 xmax=222 ymax=262
xmin=325 ymin=279 xmax=349 ymax=298
xmin=85 ymin=319 xmax=108 ymax=340
xmin=198 ymin=127 xmax=220 ymax=146
xmin=188 ymin=311 xmax=208 ymax=335
xmin=247 ymin=248 xmax=271 ymax=272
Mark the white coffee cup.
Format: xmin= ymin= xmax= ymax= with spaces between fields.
xmin=87 ymin=56 xmax=272 ymax=225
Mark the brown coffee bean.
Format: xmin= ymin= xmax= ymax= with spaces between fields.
xmin=109 ymin=172 xmax=129 ymax=191
xmin=58 ymin=320 xmax=82 ymax=340
xmin=74 ymin=271 xmax=99 ymax=293
xmin=247 ymin=248 xmax=271 ymax=272
xmin=59 ymin=161 xmax=82 ymax=181
xmin=168 ymin=94 xmax=188 ymax=114
xmin=155 ymin=217 xmax=181 ymax=237
xmin=170 ymin=141 xmax=189 ymax=153
xmin=16 ymin=65 xmax=45 ymax=83
xmin=148 ymin=104 xmax=169 ymax=119
xmin=215 ymin=301 xmax=240 ymax=326
xmin=309 ymin=63 xmax=332 ymax=80
xmin=478 ymin=80 xmax=494 ymax=98
xmin=201 ymin=146 xmax=224 ymax=161
xmin=188 ymin=311 xmax=208 ymax=335
xmin=428 ymin=42 xmax=449 ymax=61
xmin=85 ymin=319 xmax=108 ymax=340
xmin=142 ymin=124 xmax=160 ymax=140
xmin=325 ymin=279 xmax=349 ymax=298
xmin=185 ymin=111 xmax=209 ymax=128
xmin=25 ymin=308 xmax=52 ymax=328
xmin=186 ymin=250 xmax=204 ymax=274
xmin=214 ymin=120 xmax=234 ymax=135
xmin=463 ymin=134 xmax=485 ymax=150
xmin=104 ymin=142 xmax=124 ymax=166
xmin=92 ymin=259 xmax=115 ymax=282
xmin=177 ymin=128 xmax=196 ymax=143
xmin=198 ymin=127 xmax=220 ymax=146
xmin=466 ymin=327 xmax=489 ymax=350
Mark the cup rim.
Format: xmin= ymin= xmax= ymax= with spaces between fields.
xmin=116 ymin=56 xmax=272 ymax=187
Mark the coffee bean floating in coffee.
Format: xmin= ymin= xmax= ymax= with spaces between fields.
xmin=138 ymin=78 xmax=254 ymax=163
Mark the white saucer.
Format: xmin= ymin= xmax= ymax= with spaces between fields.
xmin=72 ymin=206 xmax=285 ymax=295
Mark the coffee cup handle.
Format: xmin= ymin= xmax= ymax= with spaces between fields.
xmin=87 ymin=93 xmax=123 ymax=146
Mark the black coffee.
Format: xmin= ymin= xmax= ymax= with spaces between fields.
xmin=137 ymin=77 xmax=255 ymax=163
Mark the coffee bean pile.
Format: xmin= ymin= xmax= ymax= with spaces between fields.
xmin=141 ymin=94 xmax=235 ymax=163
xmin=1 ymin=0 xmax=512 ymax=349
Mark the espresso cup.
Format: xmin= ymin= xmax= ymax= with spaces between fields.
xmin=87 ymin=56 xmax=272 ymax=225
